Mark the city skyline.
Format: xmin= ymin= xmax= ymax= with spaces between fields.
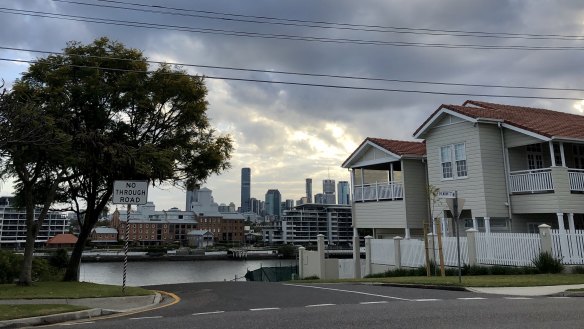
xmin=2 ymin=1 xmax=583 ymax=211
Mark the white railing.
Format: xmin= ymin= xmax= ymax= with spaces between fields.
xmin=440 ymin=237 xmax=469 ymax=266
xmin=552 ymin=229 xmax=584 ymax=264
xmin=353 ymin=182 xmax=404 ymax=202
xmin=371 ymin=239 xmax=395 ymax=265
xmin=509 ymin=168 xmax=553 ymax=194
xmin=569 ymin=169 xmax=584 ymax=192
xmin=475 ymin=232 xmax=541 ymax=266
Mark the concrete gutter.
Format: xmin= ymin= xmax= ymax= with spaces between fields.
xmin=0 ymin=293 xmax=161 ymax=328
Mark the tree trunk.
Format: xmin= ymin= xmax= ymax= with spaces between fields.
xmin=17 ymin=222 xmax=36 ymax=286
xmin=63 ymin=226 xmax=90 ymax=281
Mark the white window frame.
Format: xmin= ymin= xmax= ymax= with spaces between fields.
xmin=440 ymin=143 xmax=468 ymax=180
xmin=526 ymin=144 xmax=544 ymax=170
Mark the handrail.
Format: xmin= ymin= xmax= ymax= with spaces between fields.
xmin=509 ymin=168 xmax=552 ymax=175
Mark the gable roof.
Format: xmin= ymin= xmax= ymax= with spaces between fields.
xmin=46 ymin=233 xmax=78 ymax=245
xmin=414 ymin=100 xmax=584 ymax=140
xmin=342 ymin=137 xmax=426 ymax=168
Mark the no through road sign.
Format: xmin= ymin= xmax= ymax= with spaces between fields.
xmin=113 ymin=180 xmax=149 ymax=205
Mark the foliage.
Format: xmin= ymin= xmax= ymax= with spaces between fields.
xmin=0 ymin=251 xmax=62 ymax=284
xmin=302 ymin=276 xmax=320 ymax=280
xmin=7 ymin=37 xmax=232 ymax=281
xmin=48 ymin=249 xmax=69 ymax=269
xmin=277 ymin=244 xmax=297 ymax=259
xmin=571 ymin=266 xmax=584 ymax=274
xmin=533 ymin=251 xmax=564 ymax=274
xmin=365 ymin=263 xmax=543 ymax=279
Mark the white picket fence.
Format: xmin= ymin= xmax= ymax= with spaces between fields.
xmin=552 ymin=229 xmax=584 ymax=264
xmin=475 ymin=232 xmax=541 ymax=266
xmin=371 ymin=239 xmax=395 ymax=265
xmin=441 ymin=237 xmax=469 ymax=266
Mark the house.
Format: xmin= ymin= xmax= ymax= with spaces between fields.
xmin=46 ymin=233 xmax=78 ymax=248
xmin=187 ymin=230 xmax=214 ymax=248
xmin=190 ymin=188 xmax=245 ymax=243
xmin=345 ymin=100 xmax=584 ymax=237
xmin=90 ymin=227 xmax=118 ymax=244
xmin=414 ymin=100 xmax=584 ymax=234
xmin=341 ymin=138 xmax=428 ymax=239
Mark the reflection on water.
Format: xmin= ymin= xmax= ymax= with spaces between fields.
xmin=80 ymin=259 xmax=297 ymax=286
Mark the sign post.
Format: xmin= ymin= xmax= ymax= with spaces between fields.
xmin=441 ymin=191 xmax=465 ymax=284
xmin=113 ymin=180 xmax=148 ymax=294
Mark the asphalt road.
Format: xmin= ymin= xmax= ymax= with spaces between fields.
xmin=47 ymin=282 xmax=584 ymax=329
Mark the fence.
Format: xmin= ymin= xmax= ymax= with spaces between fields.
xmin=551 ymin=229 xmax=584 ymax=264
xmin=475 ymin=232 xmax=541 ymax=266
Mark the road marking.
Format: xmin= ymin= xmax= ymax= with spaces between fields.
xmin=305 ymin=303 xmax=335 ymax=307
xmin=360 ymin=301 xmax=388 ymax=305
xmin=457 ymin=297 xmax=487 ymax=300
xmin=250 ymin=307 xmax=280 ymax=311
xmin=62 ymin=322 xmax=95 ymax=326
xmin=283 ymin=283 xmax=411 ymax=301
xmin=414 ymin=299 xmax=441 ymax=302
xmin=193 ymin=311 xmax=225 ymax=316
xmin=548 ymin=296 xmax=571 ymax=299
xmin=130 ymin=316 xmax=163 ymax=320
xmin=504 ymin=297 xmax=532 ymax=300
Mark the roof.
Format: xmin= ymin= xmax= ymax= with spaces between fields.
xmin=47 ymin=233 xmax=78 ymax=245
xmin=414 ymin=100 xmax=584 ymax=140
xmin=342 ymin=137 xmax=426 ymax=168
xmin=187 ymin=230 xmax=213 ymax=236
xmin=92 ymin=227 xmax=118 ymax=234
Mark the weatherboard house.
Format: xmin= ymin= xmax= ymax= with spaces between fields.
xmin=345 ymin=100 xmax=584 ymax=238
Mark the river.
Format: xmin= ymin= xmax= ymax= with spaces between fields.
xmin=79 ymin=259 xmax=298 ymax=286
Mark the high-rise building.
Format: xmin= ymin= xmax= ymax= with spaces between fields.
xmin=323 ymin=179 xmax=336 ymax=204
xmin=305 ymin=178 xmax=313 ymax=203
xmin=241 ymin=168 xmax=251 ymax=213
xmin=314 ymin=193 xmax=324 ymax=204
xmin=337 ymin=181 xmax=350 ymax=205
xmin=265 ymin=189 xmax=282 ymax=218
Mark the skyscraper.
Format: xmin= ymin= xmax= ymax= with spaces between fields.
xmin=305 ymin=178 xmax=313 ymax=203
xmin=241 ymin=168 xmax=251 ymax=213
xmin=265 ymin=189 xmax=282 ymax=218
xmin=323 ymin=179 xmax=336 ymax=204
xmin=337 ymin=181 xmax=350 ymax=205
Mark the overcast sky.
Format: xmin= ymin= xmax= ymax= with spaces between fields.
xmin=2 ymin=0 xmax=584 ymax=211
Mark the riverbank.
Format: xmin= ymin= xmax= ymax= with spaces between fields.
xmin=80 ymin=253 xmax=282 ymax=262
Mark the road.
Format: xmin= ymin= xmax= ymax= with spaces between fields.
xmin=49 ymin=282 xmax=584 ymax=329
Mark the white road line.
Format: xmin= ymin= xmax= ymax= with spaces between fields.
xmin=250 ymin=307 xmax=281 ymax=311
xmin=305 ymin=303 xmax=336 ymax=308
xmin=193 ymin=311 xmax=225 ymax=316
xmin=457 ymin=297 xmax=487 ymax=300
xmin=62 ymin=322 xmax=95 ymax=326
xmin=548 ymin=297 xmax=571 ymax=299
xmin=414 ymin=299 xmax=441 ymax=302
xmin=130 ymin=316 xmax=163 ymax=320
xmin=504 ymin=297 xmax=532 ymax=300
xmin=283 ymin=283 xmax=411 ymax=301
xmin=360 ymin=301 xmax=389 ymax=305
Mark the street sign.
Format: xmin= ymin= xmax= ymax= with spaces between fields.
xmin=113 ymin=180 xmax=148 ymax=205
xmin=438 ymin=191 xmax=456 ymax=198
xmin=446 ymin=197 xmax=465 ymax=218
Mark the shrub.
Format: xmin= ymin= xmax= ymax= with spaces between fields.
xmin=533 ymin=251 xmax=564 ymax=274
xmin=302 ymin=275 xmax=320 ymax=280
xmin=0 ymin=251 xmax=21 ymax=283
xmin=572 ymin=266 xmax=584 ymax=274
xmin=277 ymin=245 xmax=296 ymax=259
xmin=49 ymin=249 xmax=69 ymax=269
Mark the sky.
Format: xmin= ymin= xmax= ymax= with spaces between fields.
xmin=2 ymin=0 xmax=584 ymax=211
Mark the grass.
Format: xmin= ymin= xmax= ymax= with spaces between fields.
xmin=293 ymin=274 xmax=584 ymax=287
xmin=0 ymin=282 xmax=154 ymax=300
xmin=0 ymin=304 xmax=89 ymax=321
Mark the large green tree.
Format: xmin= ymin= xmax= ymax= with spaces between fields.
xmin=0 ymin=84 xmax=74 ymax=285
xmin=10 ymin=37 xmax=232 ymax=281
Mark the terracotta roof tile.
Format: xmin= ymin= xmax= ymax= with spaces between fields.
xmin=46 ymin=233 xmax=78 ymax=245
xmin=367 ymin=138 xmax=426 ymax=156
xmin=417 ymin=100 xmax=584 ymax=139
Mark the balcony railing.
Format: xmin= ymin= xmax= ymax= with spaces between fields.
xmin=569 ymin=169 xmax=584 ymax=192
xmin=509 ymin=168 xmax=553 ymax=194
xmin=354 ymin=182 xmax=404 ymax=202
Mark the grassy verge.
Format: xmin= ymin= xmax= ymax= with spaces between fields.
xmin=0 ymin=304 xmax=89 ymax=321
xmin=0 ymin=282 xmax=154 ymax=300
xmin=293 ymin=274 xmax=584 ymax=287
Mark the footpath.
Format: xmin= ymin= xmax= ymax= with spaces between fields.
xmin=0 ymin=292 xmax=164 ymax=328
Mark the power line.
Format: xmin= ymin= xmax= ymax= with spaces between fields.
xmin=50 ymin=0 xmax=584 ymax=41
xmin=2 ymin=45 xmax=584 ymax=93
xmin=1 ymin=57 xmax=582 ymax=101
xmin=3 ymin=7 xmax=584 ymax=51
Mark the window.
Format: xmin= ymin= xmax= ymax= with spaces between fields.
xmin=440 ymin=143 xmax=467 ymax=179
xmin=527 ymin=144 xmax=544 ymax=169
xmin=574 ymin=145 xmax=584 ymax=169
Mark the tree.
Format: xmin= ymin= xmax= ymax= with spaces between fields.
xmin=10 ymin=37 xmax=232 ymax=281
xmin=0 ymin=85 xmax=74 ymax=285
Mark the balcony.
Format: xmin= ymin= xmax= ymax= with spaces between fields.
xmin=569 ymin=169 xmax=584 ymax=192
xmin=509 ymin=168 xmax=553 ymax=194
xmin=353 ymin=182 xmax=404 ymax=202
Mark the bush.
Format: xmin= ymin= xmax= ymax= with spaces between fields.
xmin=49 ymin=249 xmax=69 ymax=269
xmin=572 ymin=266 xmax=584 ymax=274
xmin=0 ymin=250 xmax=21 ymax=283
xmin=302 ymin=275 xmax=319 ymax=280
xmin=277 ymin=245 xmax=296 ymax=259
xmin=533 ymin=251 xmax=564 ymax=274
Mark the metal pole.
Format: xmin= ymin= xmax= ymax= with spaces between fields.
xmin=123 ymin=204 xmax=130 ymax=294
xmin=454 ymin=191 xmax=462 ymax=284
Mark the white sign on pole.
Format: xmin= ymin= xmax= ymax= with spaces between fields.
xmin=445 ymin=198 xmax=465 ymax=218
xmin=113 ymin=180 xmax=148 ymax=205
xmin=438 ymin=191 xmax=456 ymax=199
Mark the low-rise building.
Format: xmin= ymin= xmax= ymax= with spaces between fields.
xmin=187 ymin=230 xmax=214 ymax=248
xmin=90 ymin=227 xmax=118 ymax=244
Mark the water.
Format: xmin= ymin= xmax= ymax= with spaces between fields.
xmin=79 ymin=259 xmax=297 ymax=286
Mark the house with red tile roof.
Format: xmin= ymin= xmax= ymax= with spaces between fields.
xmin=46 ymin=233 xmax=78 ymax=248
xmin=344 ymin=100 xmax=584 ymax=238
xmin=341 ymin=138 xmax=428 ymax=238
xmin=414 ymin=100 xmax=584 ymax=234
